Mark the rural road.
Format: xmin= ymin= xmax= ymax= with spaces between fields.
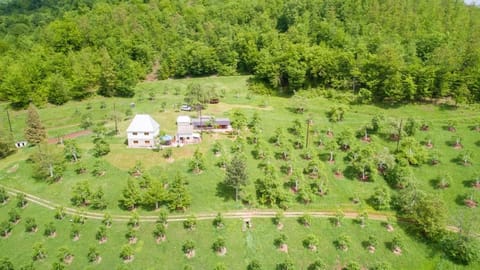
xmin=1 ymin=184 xmax=478 ymax=237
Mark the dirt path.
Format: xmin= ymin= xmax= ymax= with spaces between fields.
xmin=48 ymin=130 xmax=92 ymax=144
xmin=1 ymin=184 xmax=477 ymax=236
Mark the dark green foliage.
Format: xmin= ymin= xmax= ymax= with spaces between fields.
xmin=212 ymin=237 xmax=226 ymax=252
xmin=92 ymin=138 xmax=110 ymax=157
xmin=119 ymin=245 xmax=134 ymax=260
xmin=441 ymin=233 xmax=480 ymax=265
xmin=247 ymin=260 xmax=262 ymax=270
xmin=44 ymin=222 xmax=56 ymax=237
xmin=307 ymin=260 xmax=326 ymax=270
xmin=224 ymin=155 xmax=248 ymax=201
xmin=0 ymin=257 xmax=14 ymax=270
xmin=0 ymin=129 xmax=15 ymax=159
xmin=25 ymin=217 xmax=37 ymax=232
xmin=32 ymin=242 xmax=46 ymax=260
xmin=369 ymin=186 xmax=391 ymax=210
xmin=30 ymin=147 xmax=65 ymax=182
xmin=183 ymin=215 xmax=197 ymax=230
xmin=87 ymin=247 xmax=100 ymax=263
xmin=95 ymin=226 xmax=107 ymax=241
xmin=167 ymin=173 xmax=191 ymax=211
xmin=8 ymin=208 xmax=20 ymax=223
xmin=213 ymin=212 xmax=224 ymax=228
xmin=70 ymin=181 xmax=91 ymax=206
xmin=0 ymin=187 xmax=8 ymax=204
xmin=120 ymin=179 xmax=142 ymax=210
xmin=16 ymin=193 xmax=27 ymax=208
xmin=0 ymin=221 xmax=12 ymax=237
xmin=182 ymin=240 xmax=195 ymax=254
xmin=24 ymin=104 xmax=46 ymax=145
xmin=189 ymin=148 xmax=206 ymax=173
xmin=276 ymin=259 xmax=295 ymax=270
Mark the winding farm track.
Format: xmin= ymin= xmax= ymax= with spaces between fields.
xmin=1 ymin=184 xmax=477 ymax=236
xmin=1 ymin=184 xmax=387 ymax=222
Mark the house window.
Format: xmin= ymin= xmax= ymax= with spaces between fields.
xmin=145 ymin=140 xmax=150 ymax=144
xmin=133 ymin=140 xmax=138 ymax=144
xmin=132 ymin=132 xmax=138 ymax=135
xmin=144 ymin=132 xmax=149 ymax=136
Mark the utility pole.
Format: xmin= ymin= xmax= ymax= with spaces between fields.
xmin=113 ymin=102 xmax=118 ymax=135
xmin=5 ymin=108 xmax=13 ymax=139
xmin=305 ymin=118 xmax=313 ymax=149
xmin=396 ymin=119 xmax=403 ymax=152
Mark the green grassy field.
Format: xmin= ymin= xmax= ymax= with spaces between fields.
xmin=1 ymin=75 xmax=479 ymax=269
xmin=0 ymin=202 xmax=456 ymax=270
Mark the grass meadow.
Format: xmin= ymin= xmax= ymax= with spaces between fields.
xmin=1 ymin=75 xmax=479 ymax=269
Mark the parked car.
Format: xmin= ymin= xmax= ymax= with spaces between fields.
xmin=180 ymin=104 xmax=192 ymax=111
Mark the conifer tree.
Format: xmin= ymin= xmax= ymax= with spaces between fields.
xmin=24 ymin=104 xmax=46 ymax=145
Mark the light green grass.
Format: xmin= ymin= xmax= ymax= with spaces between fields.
xmin=1 ymin=75 xmax=480 ymax=268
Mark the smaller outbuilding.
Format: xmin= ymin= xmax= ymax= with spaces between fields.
xmin=126 ymin=114 xmax=160 ymax=148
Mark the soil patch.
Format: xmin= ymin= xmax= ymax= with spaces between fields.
xmin=279 ymin=244 xmax=288 ymax=253
xmin=48 ymin=130 xmax=92 ymax=144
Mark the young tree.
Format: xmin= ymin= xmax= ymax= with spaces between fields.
xmin=32 ymin=242 xmax=47 ymax=260
xmin=0 ymin=221 xmax=12 ymax=237
xmin=70 ymin=224 xmax=80 ymax=240
xmin=157 ymin=210 xmax=168 ymax=226
xmin=92 ymin=138 xmax=110 ymax=157
xmin=0 ymin=257 xmax=14 ymax=270
xmin=16 ymin=193 xmax=27 ymax=208
xmin=183 ymin=215 xmax=197 ymax=230
xmin=189 ymin=148 xmax=206 ymax=174
xmin=8 ymin=208 xmax=20 ymax=223
xmin=369 ymin=186 xmax=391 ymax=210
xmin=182 ymin=240 xmax=196 ymax=257
xmin=24 ymin=104 xmax=46 ymax=145
xmin=0 ymin=187 xmax=8 ymax=204
xmin=212 ymin=237 xmax=227 ymax=255
xmin=70 ymin=181 xmax=92 ymax=206
xmin=143 ymin=179 xmax=166 ymax=209
xmin=102 ymin=213 xmax=112 ymax=227
xmin=224 ymin=155 xmax=248 ymax=201
xmin=308 ymin=260 xmax=326 ymax=270
xmin=153 ymin=223 xmax=166 ymax=242
xmin=96 ymin=225 xmax=107 ymax=243
xmin=91 ymin=187 xmax=107 ymax=210
xmin=167 ymin=173 xmax=191 ymax=211
xmin=303 ymin=234 xmax=319 ymax=251
xmin=57 ymin=247 xmax=74 ymax=264
xmin=125 ymin=228 xmax=137 ymax=243
xmin=127 ymin=212 xmax=140 ymax=230
xmin=25 ymin=217 xmax=37 ymax=232
xmin=276 ymin=259 xmax=295 ymax=270
xmin=336 ymin=234 xmax=351 ymax=251
xmin=120 ymin=244 xmax=134 ymax=261
xmin=298 ymin=213 xmax=312 ymax=227
xmin=54 ymin=206 xmax=66 ymax=220
xmin=44 ymin=222 xmax=56 ymax=237
xmin=87 ymin=246 xmax=101 ymax=263
xmin=63 ymin=140 xmax=81 ymax=162
xmin=30 ymin=146 xmax=65 ymax=182
xmin=231 ymin=110 xmax=247 ymax=136
xmin=213 ymin=212 xmax=225 ymax=229
xmin=247 ymin=260 xmax=262 ymax=270
xmin=367 ymin=235 xmax=378 ymax=252
xmin=121 ymin=179 xmax=142 ymax=210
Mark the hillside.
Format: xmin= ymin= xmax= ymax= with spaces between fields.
xmin=0 ymin=0 xmax=480 ymax=108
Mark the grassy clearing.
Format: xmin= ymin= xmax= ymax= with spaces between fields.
xmin=0 ymin=202 xmax=465 ymax=270
xmin=1 ymin=75 xmax=480 ymax=268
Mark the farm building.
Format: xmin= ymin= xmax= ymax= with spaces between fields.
xmin=176 ymin=115 xmax=200 ymax=144
xmin=126 ymin=114 xmax=160 ymax=148
xmin=191 ymin=116 xmax=231 ymax=130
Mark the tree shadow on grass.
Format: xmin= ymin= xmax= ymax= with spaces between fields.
xmin=216 ymin=181 xmax=234 ymax=202
xmin=342 ymin=166 xmax=357 ymax=181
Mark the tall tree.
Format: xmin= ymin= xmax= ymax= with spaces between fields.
xmin=24 ymin=104 xmax=46 ymax=145
xmin=224 ymin=155 xmax=248 ymax=201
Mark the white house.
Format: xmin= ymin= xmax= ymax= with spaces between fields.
xmin=127 ymin=114 xmax=160 ymax=148
xmin=176 ymin=115 xmax=194 ymax=143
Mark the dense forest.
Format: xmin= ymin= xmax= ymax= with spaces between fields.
xmin=0 ymin=0 xmax=480 ymax=107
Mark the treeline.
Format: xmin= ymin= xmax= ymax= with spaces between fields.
xmin=1 ymin=0 xmax=480 ymax=107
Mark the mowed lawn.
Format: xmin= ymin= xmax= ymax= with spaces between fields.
xmin=0 ymin=75 xmax=480 ymax=269
xmin=0 ymin=201 xmax=466 ymax=270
